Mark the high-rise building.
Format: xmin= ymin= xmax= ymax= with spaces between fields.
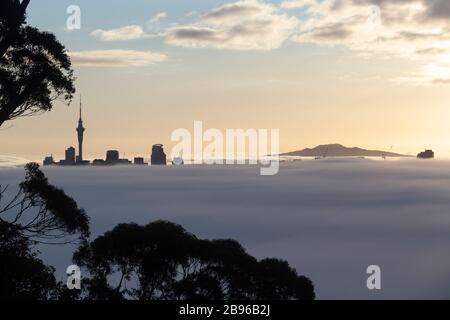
xmin=106 ymin=150 xmax=120 ymax=163
xmin=64 ymin=147 xmax=76 ymax=165
xmin=151 ymin=144 xmax=167 ymax=165
xmin=76 ymin=96 xmax=85 ymax=163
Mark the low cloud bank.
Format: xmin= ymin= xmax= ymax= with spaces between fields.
xmin=2 ymin=159 xmax=450 ymax=299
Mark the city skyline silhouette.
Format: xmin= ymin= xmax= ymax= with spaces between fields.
xmin=2 ymin=0 xmax=450 ymax=159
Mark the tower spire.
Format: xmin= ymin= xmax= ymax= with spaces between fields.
xmin=79 ymin=94 xmax=82 ymax=121
xmin=76 ymin=94 xmax=85 ymax=163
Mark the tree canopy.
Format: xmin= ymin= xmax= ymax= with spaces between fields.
xmin=0 ymin=0 xmax=75 ymax=127
xmin=0 ymin=163 xmax=90 ymax=299
xmin=74 ymin=221 xmax=315 ymax=300
xmin=0 ymin=163 xmax=90 ymax=244
xmin=0 ymin=222 xmax=56 ymax=299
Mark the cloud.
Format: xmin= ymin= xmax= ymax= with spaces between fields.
xmin=166 ymin=0 xmax=298 ymax=50
xmin=149 ymin=12 xmax=167 ymax=24
xmin=185 ymin=10 xmax=199 ymax=17
xmin=288 ymin=0 xmax=450 ymax=84
xmin=203 ymin=1 xmax=265 ymax=21
xmin=302 ymin=22 xmax=352 ymax=41
xmin=84 ymin=1 xmax=450 ymax=83
xmin=91 ymin=13 xmax=168 ymax=42
xmin=280 ymin=0 xmax=318 ymax=9
xmin=69 ymin=50 xmax=167 ymax=67
xmin=416 ymin=47 xmax=448 ymax=56
xmin=392 ymin=62 xmax=450 ymax=86
xmin=146 ymin=12 xmax=168 ymax=35
xmin=426 ymin=0 xmax=450 ymax=20
xmin=90 ymin=25 xmax=148 ymax=42
xmin=0 ymin=155 xmax=30 ymax=168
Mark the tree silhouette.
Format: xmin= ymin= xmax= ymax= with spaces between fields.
xmin=0 ymin=0 xmax=75 ymax=127
xmin=0 ymin=163 xmax=90 ymax=299
xmin=74 ymin=221 xmax=315 ymax=300
xmin=0 ymin=163 xmax=90 ymax=244
xmin=0 ymin=222 xmax=56 ymax=299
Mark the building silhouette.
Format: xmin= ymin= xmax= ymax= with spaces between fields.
xmin=417 ymin=150 xmax=434 ymax=159
xmin=92 ymin=159 xmax=106 ymax=166
xmin=106 ymin=150 xmax=120 ymax=163
xmin=58 ymin=146 xmax=76 ymax=165
xmin=76 ymin=97 xmax=85 ymax=163
xmin=43 ymin=155 xmax=55 ymax=166
xmin=43 ymin=96 xmax=89 ymax=166
xmin=134 ymin=157 xmax=146 ymax=165
xmin=42 ymin=96 xmax=168 ymax=167
xmin=151 ymin=144 xmax=167 ymax=165
xmin=100 ymin=150 xmax=132 ymax=165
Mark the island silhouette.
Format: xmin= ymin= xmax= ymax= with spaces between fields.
xmin=281 ymin=144 xmax=410 ymax=158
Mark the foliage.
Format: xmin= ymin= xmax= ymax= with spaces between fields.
xmin=74 ymin=221 xmax=315 ymax=300
xmin=0 ymin=163 xmax=90 ymax=299
xmin=0 ymin=0 xmax=75 ymax=127
xmin=0 ymin=163 xmax=90 ymax=244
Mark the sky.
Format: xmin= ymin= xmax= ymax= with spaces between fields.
xmin=2 ymin=0 xmax=450 ymax=160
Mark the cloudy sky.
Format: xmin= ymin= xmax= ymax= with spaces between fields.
xmin=2 ymin=0 xmax=450 ymax=159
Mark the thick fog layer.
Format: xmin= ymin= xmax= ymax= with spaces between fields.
xmin=1 ymin=158 xmax=450 ymax=299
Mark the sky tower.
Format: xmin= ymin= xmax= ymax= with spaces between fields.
xmin=76 ymin=95 xmax=85 ymax=163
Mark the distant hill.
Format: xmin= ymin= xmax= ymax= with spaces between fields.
xmin=281 ymin=144 xmax=410 ymax=157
